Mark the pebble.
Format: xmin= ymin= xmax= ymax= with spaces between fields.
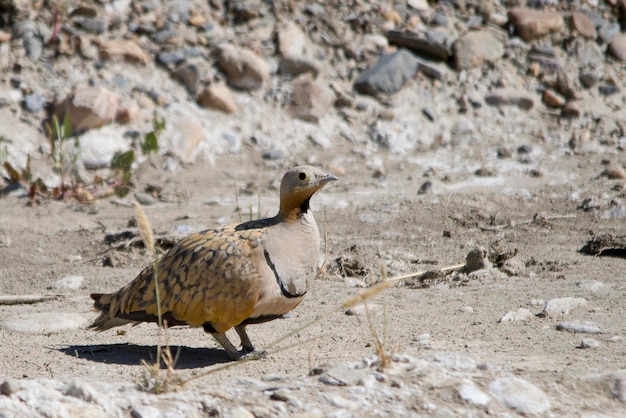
xmin=540 ymin=297 xmax=588 ymax=317
xmin=172 ymin=63 xmax=200 ymax=95
xmin=0 ymin=312 xmax=88 ymax=334
xmin=23 ymin=93 xmax=46 ymax=113
xmin=385 ymin=30 xmax=450 ymax=61
xmin=499 ymin=308 xmax=534 ymax=322
xmin=134 ymin=192 xmax=156 ymax=206
xmin=278 ymin=56 xmax=321 ymax=78
xmin=353 ymin=48 xmax=419 ymax=96
xmin=485 ymin=89 xmax=534 ymax=110
xmin=99 ymin=39 xmax=149 ymax=65
xmin=489 ymin=376 xmax=550 ymax=415
xmin=608 ymin=33 xmax=626 ymax=62
xmin=556 ymin=321 xmax=601 ymax=334
xmin=453 ymin=30 xmax=504 ymax=70
xmin=543 ymin=89 xmax=565 ymax=108
xmin=197 ymin=83 xmax=237 ymax=113
xmin=508 ymin=8 xmax=564 ymax=41
xmin=576 ymin=280 xmax=605 ymax=292
xmin=215 ymin=44 xmax=269 ymax=90
xmin=570 ymin=12 xmax=597 ymax=39
xmin=52 ymin=275 xmax=84 ymax=291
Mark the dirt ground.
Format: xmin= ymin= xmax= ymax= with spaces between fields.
xmin=1 ymin=144 xmax=625 ymax=411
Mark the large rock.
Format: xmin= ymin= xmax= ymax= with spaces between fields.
xmin=52 ymin=87 xmax=118 ymax=133
xmin=508 ymin=8 xmax=564 ymax=41
xmin=453 ymin=30 xmax=504 ymax=70
xmin=353 ymin=49 xmax=419 ymax=96
xmin=214 ymin=44 xmax=269 ymax=90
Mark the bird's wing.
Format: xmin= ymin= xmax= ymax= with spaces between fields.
xmin=92 ymin=226 xmax=267 ymax=332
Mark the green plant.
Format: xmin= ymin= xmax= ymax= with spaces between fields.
xmin=45 ymin=115 xmax=80 ymax=194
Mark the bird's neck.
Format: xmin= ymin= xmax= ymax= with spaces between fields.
xmin=279 ymin=197 xmax=311 ymax=222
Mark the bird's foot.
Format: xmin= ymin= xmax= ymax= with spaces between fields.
xmin=240 ymin=348 xmax=267 ymax=360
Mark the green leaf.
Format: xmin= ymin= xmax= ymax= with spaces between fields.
xmin=110 ymin=150 xmax=135 ymax=172
xmin=141 ymin=131 xmax=159 ymax=154
xmin=114 ymin=185 xmax=130 ymax=197
xmin=63 ymin=115 xmax=73 ymax=139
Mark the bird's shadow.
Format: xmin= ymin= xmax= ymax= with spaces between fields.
xmin=59 ymin=343 xmax=232 ymax=369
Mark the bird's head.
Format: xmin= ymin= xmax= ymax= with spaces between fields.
xmin=279 ymin=165 xmax=338 ymax=219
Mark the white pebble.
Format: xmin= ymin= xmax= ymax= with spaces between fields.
xmin=499 ymin=308 xmax=534 ymax=322
xmin=0 ymin=312 xmax=88 ymax=334
xmin=579 ymin=338 xmax=600 ymax=349
xmin=541 ymin=297 xmax=588 ymax=317
xmin=52 ymin=275 xmax=84 ymax=291
xmin=556 ymin=321 xmax=600 ymax=334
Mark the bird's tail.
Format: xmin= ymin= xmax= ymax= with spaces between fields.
xmin=89 ymin=293 xmax=133 ymax=331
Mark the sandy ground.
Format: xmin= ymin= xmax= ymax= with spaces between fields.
xmin=0 ymin=145 xmax=625 ymax=412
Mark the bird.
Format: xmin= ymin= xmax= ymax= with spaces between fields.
xmin=89 ymin=165 xmax=338 ymax=360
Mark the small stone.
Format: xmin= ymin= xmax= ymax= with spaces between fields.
xmin=23 ymin=94 xmax=46 ymax=113
xmin=557 ymin=321 xmax=601 ymax=334
xmin=276 ymin=20 xmax=309 ymax=57
xmin=570 ymin=12 xmax=596 ymax=39
xmin=508 ymin=8 xmax=564 ymax=41
xmin=76 ymin=17 xmax=108 ymax=34
xmin=608 ymin=33 xmax=626 ymax=62
xmin=321 ymin=366 xmax=367 ymax=386
xmin=278 ymin=56 xmax=321 ymax=78
xmin=354 ymin=49 xmax=419 ymax=96
xmin=172 ymin=63 xmax=200 ymax=95
xmin=215 ymin=44 xmax=269 ymax=90
xmin=561 ymin=102 xmax=581 ymax=118
xmin=64 ymin=380 xmax=96 ymax=401
xmin=499 ymin=308 xmax=534 ymax=322
xmin=543 ymin=89 xmax=565 ymax=108
xmin=99 ymin=39 xmax=149 ymax=65
xmin=228 ymin=406 xmax=255 ymax=418
xmin=52 ymin=275 xmax=84 ymax=291
xmin=345 ymin=303 xmax=380 ymax=316
xmin=385 ymin=31 xmax=450 ymax=61
xmin=604 ymin=163 xmax=626 ymax=179
xmin=134 ymin=192 xmax=155 ymax=206
xmin=53 ymin=86 xmax=119 ymax=132
xmin=578 ymin=338 xmax=600 ymax=348
xmin=289 ymin=79 xmax=334 ymax=123
xmin=0 ymin=30 xmax=11 ymax=43
xmin=579 ymin=71 xmax=599 ymax=88
xmin=576 ymin=280 xmax=605 ymax=292
xmin=421 ymin=352 xmax=477 ymax=370
xmin=0 ymin=379 xmax=18 ymax=395
xmin=197 ymin=83 xmax=237 ymax=113
xmin=453 ymin=30 xmax=504 ymax=70
xmin=489 ymin=377 xmax=550 ymax=415
xmin=408 ymin=0 xmax=430 ymax=11
xmin=540 ymin=297 xmax=588 ymax=317
xmin=485 ymin=89 xmax=534 ymax=110
xmin=131 ymin=405 xmax=161 ymax=418
xmin=417 ymin=180 xmax=432 ymax=195
xmin=465 ymin=247 xmax=492 ymax=272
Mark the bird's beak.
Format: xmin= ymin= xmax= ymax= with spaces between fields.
xmin=319 ymin=173 xmax=339 ymax=186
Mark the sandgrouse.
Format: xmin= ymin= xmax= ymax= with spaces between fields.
xmin=90 ymin=166 xmax=337 ymax=360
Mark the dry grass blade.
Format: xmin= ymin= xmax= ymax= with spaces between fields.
xmin=134 ymin=201 xmax=182 ymax=392
xmin=134 ymin=201 xmax=154 ymax=255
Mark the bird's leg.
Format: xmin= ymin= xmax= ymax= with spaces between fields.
xmin=234 ymin=324 xmax=255 ymax=352
xmin=235 ymin=324 xmax=266 ymax=359
xmin=212 ymin=332 xmax=241 ymax=361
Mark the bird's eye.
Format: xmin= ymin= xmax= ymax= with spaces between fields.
xmin=298 ymin=172 xmax=308 ymax=181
